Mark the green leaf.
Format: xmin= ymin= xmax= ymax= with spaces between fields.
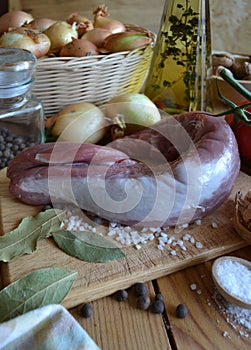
xmin=0 ymin=209 xmax=65 ymax=262
xmin=0 ymin=267 xmax=77 ymax=322
xmin=53 ymin=230 xmax=125 ymax=263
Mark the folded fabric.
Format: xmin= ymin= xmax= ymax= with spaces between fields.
xmin=0 ymin=304 xmax=100 ymax=350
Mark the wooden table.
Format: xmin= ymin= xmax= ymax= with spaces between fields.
xmin=69 ymin=247 xmax=251 ymax=350
xmin=1 ymin=2 xmax=251 ymax=349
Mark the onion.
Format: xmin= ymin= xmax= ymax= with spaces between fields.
xmin=0 ymin=10 xmax=33 ymax=35
xmin=44 ymin=21 xmax=78 ymax=54
xmin=26 ymin=18 xmax=56 ymax=32
xmin=59 ymin=38 xmax=98 ymax=57
xmin=105 ymin=93 xmax=161 ymax=136
xmin=67 ymin=12 xmax=91 ymax=26
xmin=0 ymin=27 xmax=51 ymax=58
xmin=81 ymin=28 xmax=111 ymax=48
xmin=67 ymin=12 xmax=93 ymax=37
xmin=102 ymin=31 xmax=153 ymax=53
xmin=51 ymin=102 xmax=108 ymax=143
xmin=93 ymin=5 xmax=125 ymax=34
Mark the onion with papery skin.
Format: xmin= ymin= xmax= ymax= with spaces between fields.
xmin=59 ymin=38 xmax=98 ymax=57
xmin=0 ymin=27 xmax=51 ymax=58
xmin=81 ymin=28 xmax=112 ymax=48
xmin=93 ymin=5 xmax=125 ymax=34
xmin=105 ymin=93 xmax=161 ymax=137
xmin=51 ymin=102 xmax=108 ymax=143
xmin=0 ymin=10 xmax=33 ymax=35
xmin=102 ymin=31 xmax=152 ymax=53
xmin=26 ymin=18 xmax=56 ymax=32
xmin=44 ymin=21 xmax=78 ymax=54
xmin=67 ymin=12 xmax=91 ymax=26
xmin=67 ymin=12 xmax=93 ymax=37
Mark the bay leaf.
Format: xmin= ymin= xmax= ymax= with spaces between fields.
xmin=53 ymin=230 xmax=125 ymax=262
xmin=0 ymin=209 xmax=65 ymax=262
xmin=0 ymin=267 xmax=77 ymax=323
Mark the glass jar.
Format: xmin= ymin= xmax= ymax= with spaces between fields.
xmin=144 ymin=0 xmax=213 ymax=114
xmin=0 ymin=48 xmax=44 ymax=170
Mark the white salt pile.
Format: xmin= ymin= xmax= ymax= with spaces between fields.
xmin=215 ymin=260 xmax=251 ymax=304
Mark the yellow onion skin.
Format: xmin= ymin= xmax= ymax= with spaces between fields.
xmin=67 ymin=12 xmax=94 ymax=37
xmin=102 ymin=31 xmax=152 ymax=53
xmin=105 ymin=93 xmax=161 ymax=135
xmin=26 ymin=18 xmax=56 ymax=32
xmin=59 ymin=38 xmax=98 ymax=57
xmin=44 ymin=21 xmax=78 ymax=54
xmin=0 ymin=27 xmax=51 ymax=58
xmin=93 ymin=5 xmax=125 ymax=34
xmin=81 ymin=28 xmax=112 ymax=48
xmin=51 ymin=102 xmax=108 ymax=144
xmin=0 ymin=10 xmax=33 ymax=35
xmin=67 ymin=12 xmax=91 ymax=26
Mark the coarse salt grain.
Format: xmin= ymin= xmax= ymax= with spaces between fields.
xmin=213 ymin=291 xmax=251 ymax=338
xmin=190 ymin=283 xmax=197 ymax=290
xmin=211 ymin=221 xmax=218 ymax=228
xmin=182 ymin=233 xmax=191 ymax=241
xmin=190 ymin=237 xmax=195 ymax=244
xmin=195 ymin=242 xmax=203 ymax=249
xmin=215 ymin=260 xmax=251 ymax=303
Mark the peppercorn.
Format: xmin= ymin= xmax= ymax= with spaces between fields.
xmin=0 ymin=127 xmax=35 ymax=169
xmin=133 ymin=282 xmax=148 ymax=297
xmin=115 ymin=289 xmax=128 ymax=302
xmin=151 ymin=300 xmax=164 ymax=314
xmin=81 ymin=303 xmax=93 ymax=318
xmin=137 ymin=295 xmax=151 ymax=310
xmin=175 ymin=303 xmax=188 ymax=319
xmin=155 ymin=293 xmax=164 ymax=302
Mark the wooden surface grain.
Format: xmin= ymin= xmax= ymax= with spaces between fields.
xmin=1 ymin=2 xmax=251 ymax=349
xmin=69 ymin=247 xmax=251 ymax=350
xmin=0 ymin=169 xmax=250 ymax=309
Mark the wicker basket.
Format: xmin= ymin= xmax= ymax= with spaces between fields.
xmin=32 ymin=25 xmax=156 ymax=116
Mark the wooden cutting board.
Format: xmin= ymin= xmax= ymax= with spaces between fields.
xmin=0 ymin=168 xmax=250 ymax=309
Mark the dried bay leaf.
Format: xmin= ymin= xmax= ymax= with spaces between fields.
xmin=53 ymin=230 xmax=125 ymax=262
xmin=0 ymin=209 xmax=65 ymax=262
xmin=0 ymin=267 xmax=77 ymax=322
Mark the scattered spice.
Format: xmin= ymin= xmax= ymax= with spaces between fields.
xmin=133 ymin=282 xmax=148 ymax=297
xmin=115 ymin=289 xmax=128 ymax=302
xmin=137 ymin=295 xmax=151 ymax=310
xmin=214 ymin=260 xmax=251 ymax=304
xmin=151 ymin=300 xmax=164 ymax=314
xmin=155 ymin=293 xmax=164 ymax=303
xmin=176 ymin=303 xmax=188 ymax=319
xmin=81 ymin=303 xmax=93 ymax=318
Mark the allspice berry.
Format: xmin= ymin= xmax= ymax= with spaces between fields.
xmin=115 ymin=289 xmax=128 ymax=302
xmin=175 ymin=303 xmax=188 ymax=319
xmin=151 ymin=300 xmax=164 ymax=314
xmin=133 ymin=282 xmax=148 ymax=297
xmin=155 ymin=293 xmax=164 ymax=302
xmin=81 ymin=303 xmax=93 ymax=318
xmin=137 ymin=295 xmax=151 ymax=310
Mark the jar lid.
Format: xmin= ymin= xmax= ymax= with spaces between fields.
xmin=0 ymin=48 xmax=37 ymax=87
xmin=0 ymin=78 xmax=34 ymax=98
